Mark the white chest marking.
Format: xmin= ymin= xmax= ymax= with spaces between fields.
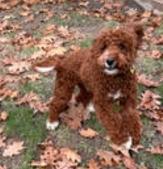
xmin=108 ymin=90 xmax=123 ymax=100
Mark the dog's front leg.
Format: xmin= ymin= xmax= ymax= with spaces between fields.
xmin=120 ymin=94 xmax=142 ymax=146
xmin=93 ymin=97 xmax=129 ymax=146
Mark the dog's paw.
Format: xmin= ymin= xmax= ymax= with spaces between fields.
xmin=35 ymin=66 xmax=54 ymax=73
xmin=46 ymin=120 xmax=59 ymax=130
xmin=122 ymin=136 xmax=132 ymax=150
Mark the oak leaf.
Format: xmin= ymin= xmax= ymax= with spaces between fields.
xmin=88 ymin=159 xmax=100 ymax=169
xmin=139 ymin=90 xmax=161 ymax=110
xmin=123 ymin=157 xmax=137 ymax=169
xmin=154 ymin=121 xmax=163 ymax=135
xmin=97 ymin=150 xmax=121 ymax=166
xmin=137 ymin=74 xmax=159 ymax=87
xmin=146 ymin=145 xmax=163 ymax=155
xmin=3 ymin=141 xmax=25 ymax=157
xmin=0 ymin=111 xmax=8 ymax=121
xmin=60 ymin=148 xmax=81 ymax=163
xmin=61 ymin=103 xmax=86 ymax=130
xmin=79 ymin=128 xmax=98 ymax=138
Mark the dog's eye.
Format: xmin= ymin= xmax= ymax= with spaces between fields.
xmin=101 ymin=44 xmax=107 ymax=51
xmin=118 ymin=43 xmax=127 ymax=51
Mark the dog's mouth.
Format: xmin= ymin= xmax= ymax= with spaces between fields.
xmin=104 ymin=61 xmax=119 ymax=75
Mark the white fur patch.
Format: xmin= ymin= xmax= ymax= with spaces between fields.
xmin=108 ymin=90 xmax=123 ymax=100
xmin=87 ymin=103 xmax=95 ymax=112
xmin=35 ymin=66 xmax=54 ymax=73
xmin=122 ymin=136 xmax=132 ymax=150
xmin=104 ymin=68 xmax=119 ymax=75
xmin=46 ymin=120 xmax=59 ymax=130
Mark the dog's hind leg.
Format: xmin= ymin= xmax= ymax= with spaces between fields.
xmin=47 ymin=71 xmax=76 ymax=130
xmin=76 ymin=83 xmax=92 ymax=107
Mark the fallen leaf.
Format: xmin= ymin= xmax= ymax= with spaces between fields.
xmin=61 ymin=103 xmax=86 ymax=130
xmin=97 ymin=150 xmax=121 ymax=166
xmin=23 ymin=73 xmax=40 ymax=82
xmin=87 ymin=159 xmax=100 ymax=169
xmin=8 ymin=61 xmax=30 ymax=75
xmin=60 ymin=148 xmax=81 ymax=163
xmin=0 ymin=111 xmax=8 ymax=121
xmin=123 ymin=157 xmax=137 ymax=169
xmin=16 ymin=92 xmax=48 ymax=112
xmin=150 ymin=50 xmax=162 ymax=59
xmin=79 ymin=128 xmax=98 ymax=138
xmin=139 ymin=90 xmax=161 ymax=110
xmin=3 ymin=141 xmax=25 ymax=157
xmin=0 ymin=88 xmax=19 ymax=101
xmin=110 ymin=143 xmax=130 ymax=157
xmin=146 ymin=145 xmax=163 ymax=155
xmin=154 ymin=122 xmax=163 ymax=135
xmin=137 ymin=74 xmax=159 ymax=87
xmin=47 ymin=47 xmax=67 ymax=56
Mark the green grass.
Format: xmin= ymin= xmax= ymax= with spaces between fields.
xmin=20 ymin=77 xmax=53 ymax=99
xmin=106 ymin=20 xmax=120 ymax=28
xmin=136 ymin=152 xmax=163 ymax=169
xmin=85 ymin=114 xmax=105 ymax=134
xmin=80 ymin=38 xmax=93 ymax=48
xmin=155 ymin=23 xmax=163 ymax=35
xmin=49 ymin=12 xmax=103 ymax=27
xmin=3 ymin=102 xmax=47 ymax=169
xmin=20 ymin=46 xmax=40 ymax=58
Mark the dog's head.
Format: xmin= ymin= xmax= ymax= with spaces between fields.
xmin=92 ymin=23 xmax=143 ymax=75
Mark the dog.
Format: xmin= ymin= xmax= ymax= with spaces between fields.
xmin=34 ymin=22 xmax=143 ymax=149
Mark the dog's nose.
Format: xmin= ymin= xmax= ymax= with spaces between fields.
xmin=106 ymin=58 xmax=115 ymax=66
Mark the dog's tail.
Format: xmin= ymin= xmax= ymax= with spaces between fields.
xmin=33 ymin=55 xmax=64 ymax=73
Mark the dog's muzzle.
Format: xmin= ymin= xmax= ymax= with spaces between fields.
xmin=104 ymin=59 xmax=119 ymax=75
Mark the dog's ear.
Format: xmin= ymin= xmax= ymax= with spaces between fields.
xmin=92 ymin=29 xmax=110 ymax=53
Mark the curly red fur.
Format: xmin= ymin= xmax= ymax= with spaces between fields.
xmin=36 ymin=23 xmax=143 ymax=146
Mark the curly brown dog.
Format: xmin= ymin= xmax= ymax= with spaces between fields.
xmin=34 ymin=23 xmax=143 ymax=149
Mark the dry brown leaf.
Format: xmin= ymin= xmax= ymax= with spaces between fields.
xmin=61 ymin=103 xmax=86 ymax=130
xmin=97 ymin=150 xmax=121 ymax=166
xmin=32 ymin=140 xmax=81 ymax=168
xmin=87 ymin=159 xmax=100 ymax=169
xmin=154 ymin=36 xmax=163 ymax=45
xmin=8 ymin=61 xmax=30 ymax=75
xmin=79 ymin=128 xmax=98 ymax=138
xmin=16 ymin=92 xmax=48 ymax=112
xmin=150 ymin=50 xmax=162 ymax=59
xmin=0 ymin=111 xmax=8 ymax=121
xmin=154 ymin=122 xmax=163 ymax=135
xmin=57 ymin=26 xmax=71 ymax=38
xmin=30 ymin=161 xmax=47 ymax=167
xmin=23 ymin=73 xmax=40 ymax=82
xmin=137 ymin=74 xmax=159 ymax=87
xmin=3 ymin=141 xmax=25 ymax=157
xmin=123 ymin=157 xmax=137 ymax=169
xmin=0 ymin=88 xmax=19 ymax=101
xmin=139 ymin=90 xmax=161 ymax=110
xmin=146 ymin=145 xmax=163 ymax=155
xmin=110 ymin=143 xmax=130 ymax=157
xmin=60 ymin=148 xmax=81 ymax=163
xmin=47 ymin=47 xmax=67 ymax=56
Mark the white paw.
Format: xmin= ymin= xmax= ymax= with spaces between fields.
xmin=122 ymin=136 xmax=132 ymax=150
xmin=35 ymin=66 xmax=54 ymax=73
xmin=46 ymin=120 xmax=59 ymax=130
